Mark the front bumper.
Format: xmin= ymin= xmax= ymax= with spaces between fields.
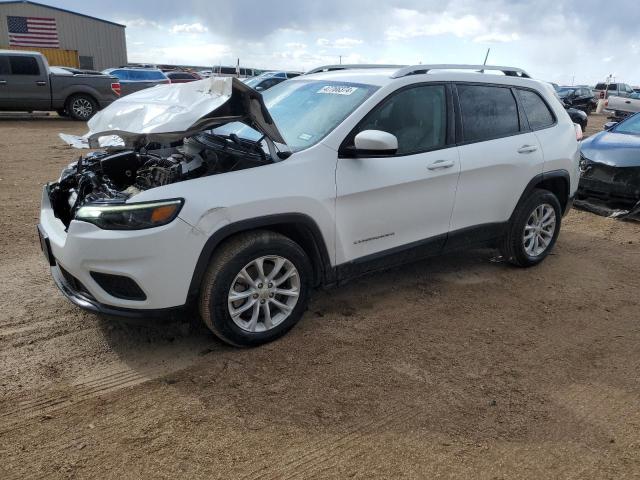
xmin=49 ymin=261 xmax=182 ymax=317
xmin=39 ymin=185 xmax=206 ymax=312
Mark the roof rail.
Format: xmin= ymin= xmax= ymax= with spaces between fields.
xmin=305 ymin=64 xmax=404 ymax=75
xmin=391 ymin=64 xmax=531 ymax=79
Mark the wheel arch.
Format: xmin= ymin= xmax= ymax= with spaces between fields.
xmin=188 ymin=213 xmax=334 ymax=299
xmin=512 ymin=170 xmax=571 ymax=219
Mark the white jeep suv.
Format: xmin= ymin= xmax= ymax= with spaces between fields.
xmin=38 ymin=64 xmax=580 ymax=346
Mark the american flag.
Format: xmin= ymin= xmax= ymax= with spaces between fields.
xmin=7 ymin=16 xmax=60 ymax=48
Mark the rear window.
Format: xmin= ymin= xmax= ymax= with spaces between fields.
xmin=128 ymin=70 xmax=166 ymax=81
xmin=9 ymin=56 xmax=39 ymax=75
xmin=458 ymin=84 xmax=520 ymax=142
xmin=517 ymin=89 xmax=555 ymax=130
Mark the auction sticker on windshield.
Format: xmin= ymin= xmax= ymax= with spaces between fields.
xmin=317 ymin=85 xmax=358 ymax=95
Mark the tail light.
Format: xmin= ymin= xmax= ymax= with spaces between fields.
xmin=574 ymin=123 xmax=583 ymax=141
xmin=605 ymin=100 xmax=609 ymax=107
xmin=111 ymin=82 xmax=121 ymax=96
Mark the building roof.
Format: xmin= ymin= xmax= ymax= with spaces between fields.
xmin=0 ymin=1 xmax=126 ymax=28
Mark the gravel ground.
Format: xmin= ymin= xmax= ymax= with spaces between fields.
xmin=0 ymin=113 xmax=639 ymax=479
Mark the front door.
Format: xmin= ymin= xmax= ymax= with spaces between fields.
xmin=6 ymin=55 xmax=50 ymax=110
xmin=335 ymin=83 xmax=460 ymax=268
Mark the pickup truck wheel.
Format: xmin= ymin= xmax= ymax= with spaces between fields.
xmin=199 ymin=230 xmax=312 ymax=347
xmin=500 ymin=189 xmax=562 ymax=268
xmin=66 ymin=94 xmax=97 ymax=121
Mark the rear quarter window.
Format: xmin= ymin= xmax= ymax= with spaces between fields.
xmin=457 ymin=84 xmax=520 ymax=142
xmin=517 ymin=89 xmax=555 ymax=130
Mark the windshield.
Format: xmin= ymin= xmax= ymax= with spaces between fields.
xmin=613 ymin=114 xmax=640 ymax=135
xmin=558 ymin=88 xmax=576 ymax=97
xmin=214 ymin=79 xmax=379 ymax=151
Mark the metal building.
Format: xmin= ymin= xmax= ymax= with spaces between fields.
xmin=0 ymin=0 xmax=126 ymax=70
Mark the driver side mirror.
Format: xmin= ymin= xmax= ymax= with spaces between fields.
xmin=352 ymin=130 xmax=398 ymax=156
xmin=603 ymin=121 xmax=618 ymax=130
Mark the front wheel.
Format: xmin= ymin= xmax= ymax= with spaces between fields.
xmin=500 ymin=189 xmax=562 ymax=267
xmin=199 ymin=230 xmax=312 ymax=347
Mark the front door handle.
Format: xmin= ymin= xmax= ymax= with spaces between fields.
xmin=517 ymin=145 xmax=538 ymax=154
xmin=36 ymin=81 xmax=46 ymax=86
xmin=0 ymin=80 xmax=7 ymax=85
xmin=427 ymin=159 xmax=455 ymax=170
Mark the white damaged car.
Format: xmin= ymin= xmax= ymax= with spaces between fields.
xmin=39 ymin=65 xmax=580 ymax=346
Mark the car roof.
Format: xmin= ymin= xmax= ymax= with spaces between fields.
xmin=301 ymin=67 xmax=546 ymax=90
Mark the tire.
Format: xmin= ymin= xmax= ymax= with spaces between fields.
xmin=56 ymin=108 xmax=68 ymax=117
xmin=500 ymin=189 xmax=562 ymax=268
xmin=66 ymin=94 xmax=98 ymax=121
xmin=198 ymin=230 xmax=312 ymax=347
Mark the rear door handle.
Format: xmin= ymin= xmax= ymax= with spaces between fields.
xmin=517 ymin=145 xmax=538 ymax=154
xmin=36 ymin=81 xmax=46 ymax=86
xmin=625 ymin=100 xmax=631 ymax=104
xmin=427 ymin=159 xmax=455 ymax=170
xmin=0 ymin=80 xmax=6 ymax=85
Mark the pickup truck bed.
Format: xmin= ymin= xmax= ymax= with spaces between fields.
xmin=605 ymin=94 xmax=640 ymax=121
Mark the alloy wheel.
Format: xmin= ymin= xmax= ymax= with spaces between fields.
xmin=523 ymin=203 xmax=557 ymax=257
xmin=227 ymin=255 xmax=300 ymax=333
xmin=72 ymin=98 xmax=93 ymax=119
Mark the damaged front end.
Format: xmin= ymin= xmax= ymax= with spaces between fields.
xmin=576 ymin=157 xmax=640 ymax=220
xmin=49 ymin=77 xmax=286 ymax=229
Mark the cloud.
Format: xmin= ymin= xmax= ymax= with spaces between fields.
xmin=170 ymin=23 xmax=208 ymax=34
xmin=315 ymin=37 xmax=363 ymax=49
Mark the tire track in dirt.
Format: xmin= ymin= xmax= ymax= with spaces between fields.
xmin=240 ymin=404 xmax=419 ymax=480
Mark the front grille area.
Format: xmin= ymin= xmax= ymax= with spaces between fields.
xmin=90 ymin=272 xmax=147 ymax=301
xmin=578 ymin=164 xmax=640 ymax=208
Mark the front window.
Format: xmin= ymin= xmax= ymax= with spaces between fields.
xmin=215 ymin=80 xmax=379 ymax=151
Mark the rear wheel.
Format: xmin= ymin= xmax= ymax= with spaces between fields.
xmin=66 ymin=94 xmax=97 ymax=121
xmin=500 ymin=189 xmax=562 ymax=267
xmin=199 ymin=230 xmax=312 ymax=347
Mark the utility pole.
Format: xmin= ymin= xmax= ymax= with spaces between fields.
xmin=339 ymin=55 xmax=342 ymax=65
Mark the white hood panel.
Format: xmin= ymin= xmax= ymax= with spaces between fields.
xmin=60 ymin=77 xmax=285 ymax=148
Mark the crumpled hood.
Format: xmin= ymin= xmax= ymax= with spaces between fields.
xmin=581 ymin=130 xmax=640 ymax=168
xmin=60 ymin=76 xmax=285 ymax=148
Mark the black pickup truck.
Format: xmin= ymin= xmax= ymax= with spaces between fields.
xmin=0 ymin=50 xmax=120 ymax=120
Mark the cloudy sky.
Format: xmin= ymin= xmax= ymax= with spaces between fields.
xmin=51 ymin=0 xmax=640 ymax=85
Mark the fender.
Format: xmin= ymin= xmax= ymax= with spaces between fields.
xmin=511 ymin=169 xmax=571 ymax=218
xmin=187 ymin=213 xmax=334 ymax=298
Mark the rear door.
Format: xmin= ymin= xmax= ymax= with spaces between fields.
xmin=449 ymin=83 xmax=544 ymax=238
xmin=336 ymin=83 xmax=460 ymax=265
xmin=6 ymin=55 xmax=50 ymax=110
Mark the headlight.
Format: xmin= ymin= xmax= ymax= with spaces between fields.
xmin=75 ymin=199 xmax=183 ymax=230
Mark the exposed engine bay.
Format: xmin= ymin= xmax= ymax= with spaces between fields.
xmin=49 ymin=132 xmax=272 ymax=227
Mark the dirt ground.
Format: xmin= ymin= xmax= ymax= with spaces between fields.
xmin=0 ymin=113 xmax=639 ymax=479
